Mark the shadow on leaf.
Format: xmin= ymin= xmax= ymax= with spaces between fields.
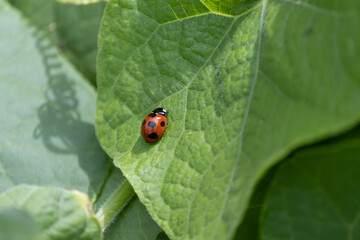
xmin=32 ymin=30 xmax=110 ymax=197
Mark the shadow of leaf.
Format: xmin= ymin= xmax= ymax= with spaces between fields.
xmin=32 ymin=30 xmax=110 ymax=198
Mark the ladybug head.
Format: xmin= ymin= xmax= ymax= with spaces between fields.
xmin=153 ymin=107 xmax=168 ymax=117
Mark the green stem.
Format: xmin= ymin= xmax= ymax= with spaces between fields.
xmin=95 ymin=179 xmax=135 ymax=230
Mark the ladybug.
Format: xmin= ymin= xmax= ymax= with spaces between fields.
xmin=141 ymin=108 xmax=168 ymax=143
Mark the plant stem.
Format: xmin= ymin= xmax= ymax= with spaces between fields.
xmin=95 ymin=179 xmax=135 ymax=230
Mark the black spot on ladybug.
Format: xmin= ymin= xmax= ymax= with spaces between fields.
xmin=161 ymin=121 xmax=165 ymax=127
xmin=148 ymin=112 xmax=156 ymax=117
xmin=142 ymin=120 xmax=145 ymax=125
xmin=148 ymin=133 xmax=158 ymax=139
xmin=148 ymin=121 xmax=156 ymax=128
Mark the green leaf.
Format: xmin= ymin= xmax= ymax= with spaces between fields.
xmin=104 ymin=198 xmax=164 ymax=240
xmin=0 ymin=185 xmax=101 ymax=240
xmin=261 ymin=127 xmax=360 ymax=240
xmin=96 ymin=0 xmax=360 ymax=239
xmin=8 ymin=0 xmax=105 ymax=85
xmin=0 ymin=207 xmax=41 ymax=240
xmin=0 ymin=0 xmax=110 ymax=199
xmin=57 ymin=0 xmax=106 ymax=4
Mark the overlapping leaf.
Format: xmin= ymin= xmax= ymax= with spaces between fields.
xmin=262 ymin=127 xmax=360 ymax=240
xmin=104 ymin=198 xmax=164 ymax=240
xmin=0 ymin=185 xmax=101 ymax=240
xmin=96 ymin=0 xmax=360 ymax=239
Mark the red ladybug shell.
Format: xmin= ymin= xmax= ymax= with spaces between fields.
xmin=141 ymin=112 xmax=167 ymax=143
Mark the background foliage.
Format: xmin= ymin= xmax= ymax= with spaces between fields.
xmin=0 ymin=0 xmax=359 ymax=239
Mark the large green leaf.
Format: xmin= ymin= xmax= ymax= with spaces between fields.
xmin=0 ymin=185 xmax=101 ymax=240
xmin=261 ymin=127 xmax=360 ymax=240
xmin=96 ymin=0 xmax=360 ymax=239
xmin=9 ymin=0 xmax=105 ymax=85
xmin=0 ymin=0 xmax=109 ymax=199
